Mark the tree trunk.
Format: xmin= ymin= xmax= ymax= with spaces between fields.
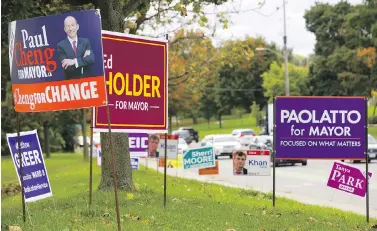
xmin=95 ymin=0 xmax=144 ymax=191
xmin=192 ymin=116 xmax=198 ymax=124
xmin=99 ymin=133 xmax=134 ymax=191
xmin=82 ymin=109 xmax=89 ymax=161
xmin=207 ymin=118 xmax=210 ymax=129
xmin=43 ymin=121 xmax=50 ymax=158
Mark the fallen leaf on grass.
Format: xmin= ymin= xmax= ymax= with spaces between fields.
xmin=172 ymin=198 xmax=182 ymax=203
xmin=308 ymin=217 xmax=317 ymax=222
xmin=140 ymin=220 xmax=149 ymax=225
xmin=262 ymin=210 xmax=266 ymax=215
xmin=226 ymin=229 xmax=236 ymax=231
xmin=102 ymin=213 xmax=110 ymax=217
xmin=244 ymin=213 xmax=252 ymax=216
xmin=219 ymin=188 xmax=223 ymax=193
xmin=371 ymin=224 xmax=377 ymax=228
xmin=8 ymin=226 xmax=22 ymax=231
xmin=127 ymin=193 xmax=134 ymax=199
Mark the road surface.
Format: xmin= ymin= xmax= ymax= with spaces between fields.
xmin=141 ymin=142 xmax=377 ymax=218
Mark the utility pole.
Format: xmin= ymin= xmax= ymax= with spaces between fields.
xmin=283 ymin=0 xmax=289 ymax=96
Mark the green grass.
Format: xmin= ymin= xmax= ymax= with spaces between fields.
xmin=172 ymin=114 xmax=261 ymax=138
xmin=2 ymin=154 xmax=376 ymax=231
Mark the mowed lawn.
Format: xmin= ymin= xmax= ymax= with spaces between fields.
xmin=2 ymin=154 xmax=376 ymax=231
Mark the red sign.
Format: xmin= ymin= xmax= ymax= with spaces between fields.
xmin=158 ymin=134 xmax=178 ymax=140
xmin=246 ymin=150 xmax=270 ymax=156
xmin=93 ymin=31 xmax=168 ymax=132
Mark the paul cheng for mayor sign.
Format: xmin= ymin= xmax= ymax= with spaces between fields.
xmin=275 ymin=97 xmax=366 ymax=159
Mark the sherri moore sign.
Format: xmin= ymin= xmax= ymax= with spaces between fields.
xmin=93 ymin=31 xmax=168 ymax=133
xmin=275 ymin=97 xmax=366 ymax=159
xmin=8 ymin=10 xmax=106 ymax=112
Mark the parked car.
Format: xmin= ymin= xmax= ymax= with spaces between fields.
xmin=248 ymin=135 xmax=273 ymax=150
xmin=202 ymin=134 xmax=242 ymax=159
xmin=178 ymin=138 xmax=188 ymax=154
xmin=231 ymin=129 xmax=256 ymax=138
xmin=175 ymin=130 xmax=192 ymax=144
xmin=178 ymin=127 xmax=199 ymax=143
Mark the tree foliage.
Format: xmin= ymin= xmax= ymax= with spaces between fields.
xmin=262 ymin=61 xmax=309 ymax=99
xmin=304 ymin=1 xmax=377 ymax=96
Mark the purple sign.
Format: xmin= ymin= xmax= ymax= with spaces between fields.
xmin=327 ymin=162 xmax=372 ymax=197
xmin=275 ymin=97 xmax=366 ymax=159
xmin=6 ymin=130 xmax=52 ymax=202
xmin=128 ymin=133 xmax=148 ymax=157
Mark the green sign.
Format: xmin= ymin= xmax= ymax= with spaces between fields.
xmin=183 ymin=147 xmax=215 ymax=169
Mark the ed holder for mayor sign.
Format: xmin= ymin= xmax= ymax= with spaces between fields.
xmin=6 ymin=130 xmax=52 ymax=202
xmin=275 ymin=97 xmax=366 ymax=159
xmin=94 ymin=31 xmax=168 ymax=133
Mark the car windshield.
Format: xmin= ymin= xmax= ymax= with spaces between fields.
xmin=368 ymin=135 xmax=377 ymax=144
xmin=214 ymin=136 xmax=236 ymax=142
xmin=241 ymin=131 xmax=254 ymax=135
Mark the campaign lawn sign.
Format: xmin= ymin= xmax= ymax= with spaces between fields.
xmin=129 ymin=133 xmax=149 ymax=157
xmin=6 ymin=130 xmax=52 ymax=202
xmin=245 ymin=150 xmax=270 ymax=176
xmin=96 ymin=144 xmax=102 ymax=166
xmin=157 ymin=134 xmax=178 ymax=159
xmin=275 ymin=97 xmax=365 ymax=159
xmin=183 ymin=147 xmax=215 ymax=169
xmin=327 ymin=162 xmax=372 ymax=197
xmin=93 ymin=31 xmax=168 ymax=133
xmin=131 ymin=157 xmax=139 ymax=170
xmin=9 ymin=10 xmax=106 ymax=112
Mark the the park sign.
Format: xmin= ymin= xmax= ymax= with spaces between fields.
xmin=327 ymin=161 xmax=372 ymax=197
xmin=183 ymin=147 xmax=215 ymax=169
xmin=275 ymin=96 xmax=366 ymax=159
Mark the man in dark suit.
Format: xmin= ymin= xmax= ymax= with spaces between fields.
xmin=233 ymin=151 xmax=248 ymax=175
xmin=57 ymin=16 xmax=95 ymax=80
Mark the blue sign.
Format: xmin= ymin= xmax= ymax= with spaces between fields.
xmin=131 ymin=157 xmax=139 ymax=170
xmin=6 ymin=130 xmax=52 ymax=202
xmin=183 ymin=147 xmax=215 ymax=169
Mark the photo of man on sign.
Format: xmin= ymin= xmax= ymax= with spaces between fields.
xmin=57 ymin=16 xmax=95 ymax=79
xmin=148 ymin=134 xmax=160 ymax=158
xmin=233 ymin=151 xmax=248 ymax=175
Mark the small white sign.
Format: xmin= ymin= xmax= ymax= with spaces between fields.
xmin=233 ymin=150 xmax=271 ymax=176
xmin=157 ymin=135 xmax=178 ymax=159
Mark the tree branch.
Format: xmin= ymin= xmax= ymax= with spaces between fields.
xmin=122 ymin=0 xmax=151 ymax=19
xmin=169 ymin=71 xmax=189 ymax=81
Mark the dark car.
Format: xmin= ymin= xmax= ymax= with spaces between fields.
xmin=178 ymin=127 xmax=199 ymax=143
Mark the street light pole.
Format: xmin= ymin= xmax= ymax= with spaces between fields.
xmin=283 ymin=0 xmax=289 ymax=96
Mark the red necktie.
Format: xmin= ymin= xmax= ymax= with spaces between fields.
xmin=73 ymin=41 xmax=77 ymax=57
